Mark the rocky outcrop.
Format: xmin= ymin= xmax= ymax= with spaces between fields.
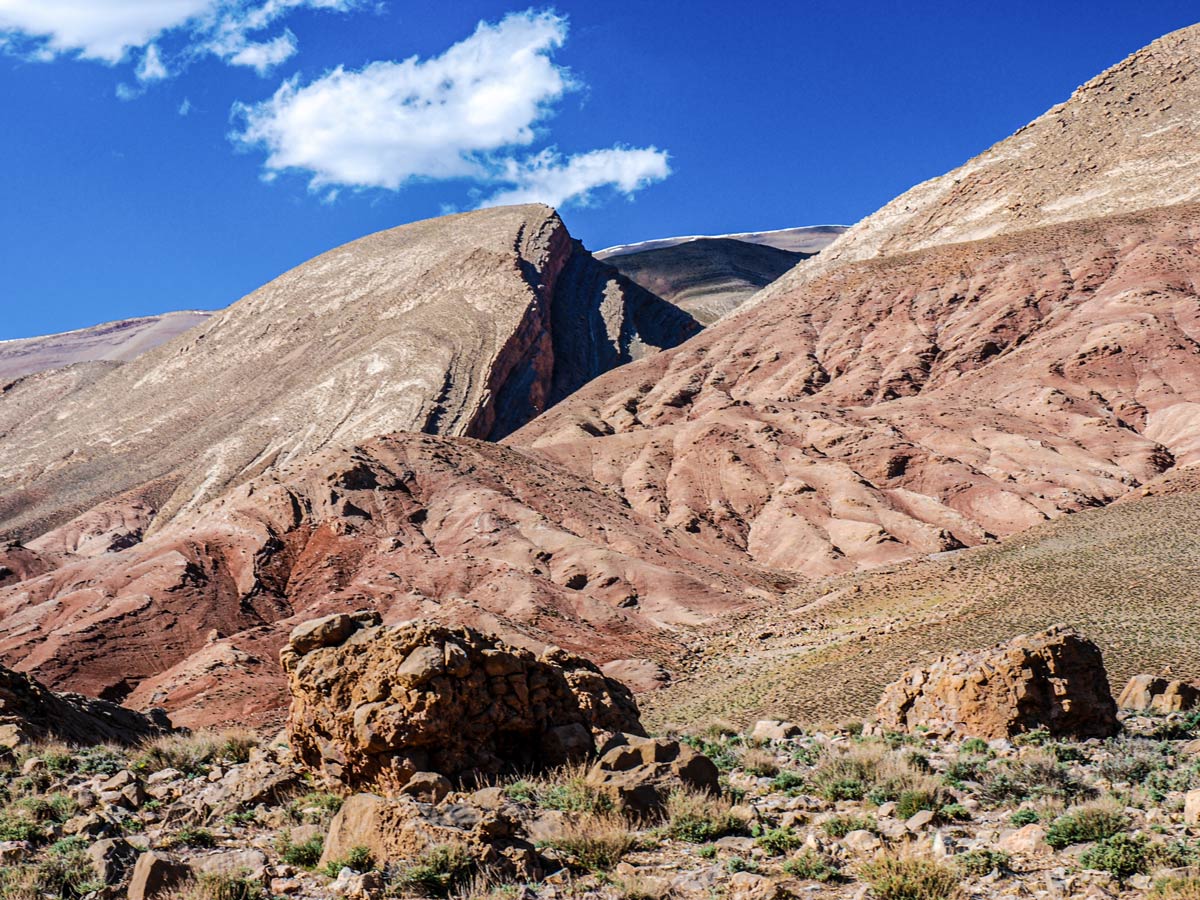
xmin=0 ymin=204 xmax=696 ymax=544
xmin=0 ymin=662 xmax=170 ymax=750
xmin=584 ymin=734 xmax=720 ymax=813
xmin=874 ymin=626 xmax=1119 ymax=740
xmin=282 ymin=614 xmax=644 ymax=790
xmin=1117 ymin=674 xmax=1200 ymax=714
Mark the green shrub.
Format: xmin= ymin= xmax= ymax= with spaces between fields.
xmin=960 ymin=738 xmax=989 ymax=756
xmin=895 ymin=789 xmax=939 ymax=820
xmin=286 ymin=792 xmax=343 ymax=824
xmin=1009 ymin=809 xmax=1039 ymax=827
xmin=537 ymin=812 xmax=633 ymax=872
xmin=725 ymin=857 xmax=757 ymax=874
xmin=32 ymin=837 xmax=105 ymax=899
xmin=1045 ymin=801 xmax=1128 ymax=849
xmin=956 ymin=849 xmax=1010 ymax=877
xmin=697 ymin=844 xmax=717 ymax=859
xmin=859 ymin=853 xmax=959 ymax=900
xmin=783 ymin=849 xmax=841 ymax=883
xmin=1080 ymin=833 xmax=1150 ymax=880
xmin=665 ymin=790 xmax=745 ymax=843
xmin=322 ymin=846 xmax=374 ymax=876
xmin=394 ymin=845 xmax=475 ymax=898
xmin=277 ymin=834 xmax=324 ymax=869
xmin=770 ymin=770 xmax=806 ymax=793
xmin=753 ymin=826 xmax=801 ymax=856
xmin=1152 ymin=876 xmax=1200 ymax=899
xmin=168 ymin=827 xmax=217 ymax=849
xmin=976 ymin=751 xmax=1089 ymax=806
xmin=186 ymin=871 xmax=265 ymax=900
xmin=822 ymin=814 xmax=876 ymax=838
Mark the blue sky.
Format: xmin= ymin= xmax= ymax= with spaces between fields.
xmin=1 ymin=2 xmax=1196 ymax=340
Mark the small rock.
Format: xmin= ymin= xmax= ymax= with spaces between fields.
xmin=0 ymin=841 xmax=30 ymax=864
xmin=127 ymin=851 xmax=188 ymax=900
xmin=842 ymin=830 xmax=881 ymax=853
xmin=998 ymin=824 xmax=1051 ymax=855
xmin=400 ymin=772 xmax=451 ymax=803
xmin=1185 ymin=789 xmax=1200 ymax=825
xmin=751 ymin=720 xmax=802 ymax=743
xmin=87 ymin=837 xmax=138 ymax=885
xmin=906 ymin=809 xmax=936 ymax=831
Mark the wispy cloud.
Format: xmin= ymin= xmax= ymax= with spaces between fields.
xmin=0 ymin=0 xmax=355 ymax=75
xmin=232 ymin=10 xmax=672 ymax=209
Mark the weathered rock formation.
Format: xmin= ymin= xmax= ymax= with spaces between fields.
xmin=874 ymin=625 xmax=1119 ymax=740
xmin=0 ymin=662 xmax=169 ymax=750
xmin=584 ymin=734 xmax=720 ymax=813
xmin=282 ymin=614 xmax=644 ymax=790
xmin=1117 ymin=674 xmax=1200 ymax=714
xmin=0 ymin=204 xmax=697 ymax=543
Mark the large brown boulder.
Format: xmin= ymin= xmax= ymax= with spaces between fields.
xmin=281 ymin=613 xmax=644 ymax=791
xmin=1117 ymin=674 xmax=1200 ymax=714
xmin=874 ymin=625 xmax=1119 ymax=740
xmin=585 ymin=734 xmax=721 ymax=814
xmin=0 ymin=662 xmax=170 ymax=751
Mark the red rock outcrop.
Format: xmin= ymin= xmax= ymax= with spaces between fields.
xmin=874 ymin=625 xmax=1119 ymax=740
xmin=281 ymin=614 xmax=643 ymax=790
xmin=1117 ymin=675 xmax=1200 ymax=713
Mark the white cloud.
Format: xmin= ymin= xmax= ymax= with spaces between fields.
xmin=137 ymin=43 xmax=168 ymax=81
xmin=483 ymin=146 xmax=672 ymax=208
xmin=0 ymin=0 xmax=354 ymax=74
xmin=233 ymin=10 xmax=571 ymax=189
xmin=231 ymin=10 xmax=672 ymax=208
xmin=179 ymin=97 xmax=192 ymax=115
xmin=0 ymin=0 xmax=213 ymax=62
xmin=226 ymin=30 xmax=296 ymax=72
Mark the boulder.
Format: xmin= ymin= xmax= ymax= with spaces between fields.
xmin=87 ymin=837 xmax=139 ymax=886
xmin=127 ymin=851 xmax=188 ymax=900
xmin=282 ymin=614 xmax=644 ymax=790
xmin=1117 ymin=674 xmax=1200 ymax=713
xmin=875 ymin=625 xmax=1119 ymax=740
xmin=751 ymin=720 xmax=802 ymax=743
xmin=1184 ymin=789 xmax=1200 ymax=826
xmin=584 ymin=734 xmax=720 ymax=813
xmin=0 ymin=662 xmax=170 ymax=751
xmin=319 ymin=792 xmax=540 ymax=880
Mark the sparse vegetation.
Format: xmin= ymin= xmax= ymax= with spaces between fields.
xmin=859 ymin=852 xmax=960 ymax=900
xmin=537 ymin=812 xmax=635 ymax=872
xmin=782 ymin=849 xmax=841 ymax=882
xmin=664 ymin=789 xmax=746 ymax=843
xmin=393 ymin=844 xmax=476 ymax=897
xmin=1044 ymin=799 xmax=1129 ymax=849
xmin=322 ymin=845 xmax=374 ymax=876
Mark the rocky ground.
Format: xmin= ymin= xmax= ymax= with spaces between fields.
xmin=8 ymin=707 xmax=1200 ymax=900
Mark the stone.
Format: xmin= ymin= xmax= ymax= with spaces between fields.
xmin=1117 ymin=675 xmax=1200 ymax=713
xmin=728 ymin=872 xmax=784 ymax=900
xmin=584 ymin=734 xmax=720 ymax=814
xmin=841 ymin=830 xmax=881 ymax=853
xmin=875 ymin=626 xmax=1119 ymax=740
xmin=1184 ymin=789 xmax=1200 ymax=825
xmin=87 ymin=838 xmax=138 ymax=885
xmin=0 ymin=841 xmax=30 ymax=864
xmin=320 ymin=792 xmax=538 ymax=879
xmin=127 ymin=851 xmax=188 ymax=900
xmin=906 ymin=809 xmax=936 ymax=831
xmin=331 ymin=868 xmax=385 ymax=898
xmin=400 ymin=772 xmax=451 ymax=804
xmin=751 ymin=720 xmax=802 ymax=743
xmin=189 ymin=849 xmax=269 ymax=882
xmin=283 ymin=617 xmax=644 ymax=790
xmin=998 ymin=824 xmax=1052 ymax=856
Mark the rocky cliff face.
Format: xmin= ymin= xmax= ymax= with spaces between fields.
xmin=0 ymin=205 xmax=696 ymax=544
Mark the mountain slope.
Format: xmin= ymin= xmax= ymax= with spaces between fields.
xmin=0 ymin=205 xmax=698 ymax=544
xmin=751 ymin=23 xmax=1200 ymax=308
xmin=515 ymin=204 xmax=1200 ymax=574
xmin=597 ymin=225 xmax=846 ymax=258
xmin=599 ymin=238 xmax=807 ymax=324
xmin=0 ymin=311 xmax=213 ymax=382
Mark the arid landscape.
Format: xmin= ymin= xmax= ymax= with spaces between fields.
xmin=2 ymin=13 xmax=1200 ymax=900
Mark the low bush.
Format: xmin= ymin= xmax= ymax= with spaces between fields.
xmin=782 ymin=849 xmax=841 ymax=882
xmin=393 ymin=845 xmax=475 ymax=898
xmin=664 ymin=790 xmax=746 ymax=843
xmin=322 ymin=845 xmax=374 ymax=877
xmin=956 ymin=849 xmax=1010 ymax=877
xmin=859 ymin=852 xmax=959 ymax=900
xmin=276 ymin=833 xmax=324 ymax=869
xmin=1045 ymin=800 xmax=1128 ymax=849
xmin=822 ymin=814 xmax=876 ymax=838
xmin=752 ymin=825 xmax=802 ymax=856
xmin=537 ymin=812 xmax=634 ymax=872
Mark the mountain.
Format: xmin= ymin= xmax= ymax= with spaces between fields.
xmin=598 ymin=238 xmax=807 ymax=324
xmin=0 ymin=204 xmax=698 ymax=544
xmin=0 ymin=311 xmax=213 ymax=382
xmin=749 ymin=23 xmax=1200 ymax=309
xmin=596 ymin=225 xmax=847 ymax=258
xmin=3 ymin=26 xmax=1200 ymax=729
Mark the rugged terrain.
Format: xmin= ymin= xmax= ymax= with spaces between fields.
xmin=0 ymin=312 xmax=212 ymax=382
xmin=599 ymin=239 xmax=808 ymax=324
xmin=2 ymin=24 xmax=1200 ymax=735
xmin=0 ymin=205 xmax=697 ymax=544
